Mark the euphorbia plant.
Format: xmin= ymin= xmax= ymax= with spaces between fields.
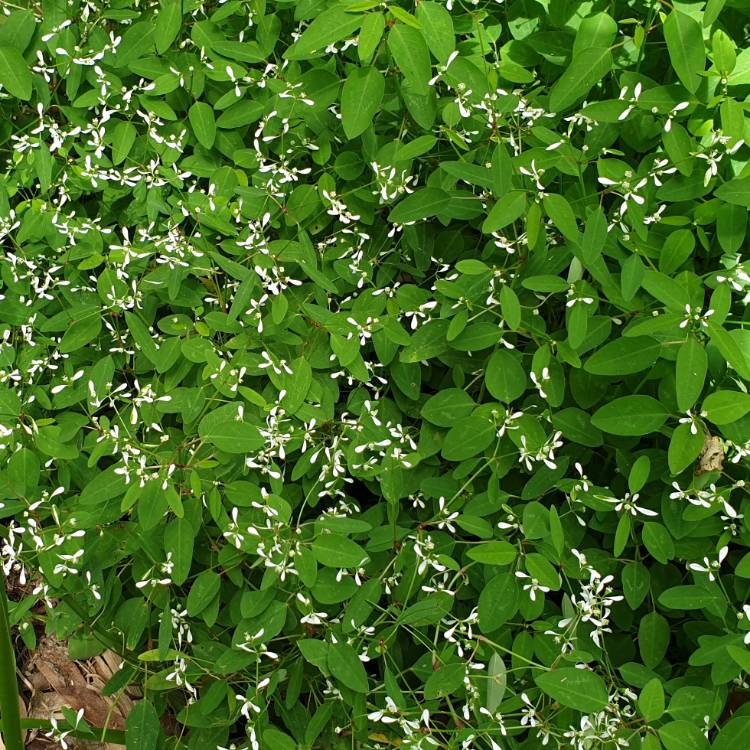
xmin=2 ymin=0 xmax=750 ymax=749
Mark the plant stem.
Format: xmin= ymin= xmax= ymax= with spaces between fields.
xmin=0 ymin=578 xmax=23 ymax=750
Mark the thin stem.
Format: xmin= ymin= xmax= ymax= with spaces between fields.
xmin=0 ymin=578 xmax=23 ymax=750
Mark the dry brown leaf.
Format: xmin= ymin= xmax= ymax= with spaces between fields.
xmin=696 ymin=434 xmax=725 ymax=476
xmin=22 ymin=635 xmax=136 ymax=749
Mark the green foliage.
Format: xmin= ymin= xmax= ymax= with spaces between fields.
xmin=1 ymin=1 xmax=750 ymax=750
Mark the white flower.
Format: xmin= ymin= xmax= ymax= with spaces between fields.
xmin=679 ymin=304 xmax=714 ymax=329
xmin=678 ymin=409 xmax=707 ymax=435
xmin=688 ymin=546 xmax=728 ymax=582
xmin=515 ymin=571 xmax=550 ymax=601
xmin=599 ymin=492 xmax=657 ymax=517
xmin=664 ymin=101 xmax=689 ymax=132
xmin=617 ymin=81 xmax=642 ymax=120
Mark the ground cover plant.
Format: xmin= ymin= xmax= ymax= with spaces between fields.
xmin=2 ymin=0 xmax=750 ymax=748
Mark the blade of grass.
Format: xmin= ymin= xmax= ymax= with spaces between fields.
xmin=0 ymin=579 xmax=23 ymax=750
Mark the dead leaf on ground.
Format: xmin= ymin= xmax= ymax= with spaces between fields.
xmin=21 ymin=634 xmax=138 ymax=749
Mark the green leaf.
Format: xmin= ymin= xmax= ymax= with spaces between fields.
xmin=164 ymin=518 xmax=194 ymax=586
xmin=0 ymin=45 xmax=32 ymax=100
xmin=714 ymin=176 xmax=750 ymax=207
xmin=189 ymin=101 xmax=216 ymax=149
xmin=663 ymin=11 xmax=706 ymax=93
xmin=621 ymin=254 xmax=645 ymax=301
xmin=735 ymin=551 xmax=750 ymax=578
xmin=400 ymin=80 xmax=437 ymax=129
xmin=484 ymin=349 xmax=527 ymax=402
xmin=137 ymin=480 xmax=169 ymax=531
xmin=424 ymin=662 xmax=465 ymax=700
xmin=668 ymin=423 xmax=703 ymax=475
xmin=642 ymin=522 xmax=675 ymax=564
xmin=456 ymin=514 xmax=493 ymax=539
xmin=396 ymin=135 xmax=438 ymax=161
xmin=478 ymin=572 xmax=519 ymax=633
xmin=642 ymin=269 xmax=690 ymax=310
xmin=573 ymin=12 xmax=618 ymax=53
xmin=0 ymin=10 xmax=36 ymax=52
xmin=706 ymin=321 xmax=750 ymax=380
xmin=298 ymin=639 xmax=329 ymax=670
xmin=486 ymin=653 xmax=506 ymax=713
xmin=663 ymin=123 xmax=694 ymax=177
xmin=441 ymin=415 xmax=496 ymax=461
xmin=341 ymin=66 xmax=384 ymax=139
xmin=548 ymin=46 xmax=612 ymax=112
xmin=399 ymin=594 xmax=453 ymax=626
xmin=388 ymin=187 xmax=450 ymax=223
xmin=59 ymin=313 xmax=102 ymax=353
xmin=660 ymin=229 xmax=695 ymax=275
xmin=415 ymin=1 xmax=454 ymax=64
xmin=726 ymin=645 xmax=750 ymax=674
xmin=126 ymin=700 xmax=161 ymax=750
xmin=591 ymin=396 xmax=669 ymax=436
xmin=583 ymin=336 xmax=660 ymax=375
xmin=7 ymin=448 xmax=39 ymax=495
xmin=421 ymin=388 xmax=475 ymax=427
xmin=285 ymin=7 xmax=362 ymax=59
xmin=716 ymin=202 xmax=747 ymax=252
xmin=482 ymin=191 xmax=527 ymax=233
xmin=358 ymin=13 xmax=385 ymax=64
xmin=389 ymin=5 xmax=421 ymax=29
xmin=623 ymin=562 xmax=650 ymax=609
xmin=399 ymin=318 xmax=449 ymax=362
xmin=543 ymin=193 xmax=579 ymax=241
xmin=528 ymin=276 xmax=566 ymax=296
xmin=491 ymin=143 xmax=513 ymax=198
xmin=552 ymin=407 xmax=603 ymax=448
xmin=639 ymin=612 xmax=670 ymax=669
xmin=500 ymin=285 xmax=521 ymax=330
xmin=614 ymin=513 xmax=631 ymax=558
xmin=658 ymin=585 xmax=722 ymax=610
xmin=676 ymin=337 xmax=707 ymax=411
xmin=125 ymin=312 xmax=161 ymax=365
xmin=712 ymin=29 xmax=736 ymax=76
xmin=704 ymin=0 xmax=727 ymax=27
xmin=667 ymin=686 xmax=721 ymax=723
xmin=534 ymin=668 xmax=608 ymax=713
xmin=466 ymin=541 xmax=517 ymax=565
xmin=702 ymin=390 xmax=750 ymax=424
xmin=276 ymin=356 xmax=312 ymax=415
xmin=388 ymin=23 xmax=432 ymax=95
xmin=712 ymin=717 xmax=750 ymax=750
xmin=639 ymin=678 xmax=665 ymax=722
xmin=312 ymin=534 xmax=369 ymax=568
xmin=186 ymin=570 xmax=221 ymax=616
xmin=262 ymin=729 xmax=297 ymax=750
xmin=525 ymin=552 xmax=560 ymax=590
xmin=327 ymin=642 xmax=369 ymax=693
xmin=154 ymin=0 xmax=182 ymax=54
xmin=79 ymin=466 xmax=127 ymax=507
xmin=441 ymin=161 xmax=494 ymax=190
xmin=659 ymin=720 xmax=710 ymax=750
xmin=112 ymin=121 xmax=137 ymax=166
xmin=628 ymin=455 xmax=651 ymax=494
xmin=198 ymin=412 xmax=263 ymax=453
xmin=581 ymin=207 xmax=608 ymax=264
